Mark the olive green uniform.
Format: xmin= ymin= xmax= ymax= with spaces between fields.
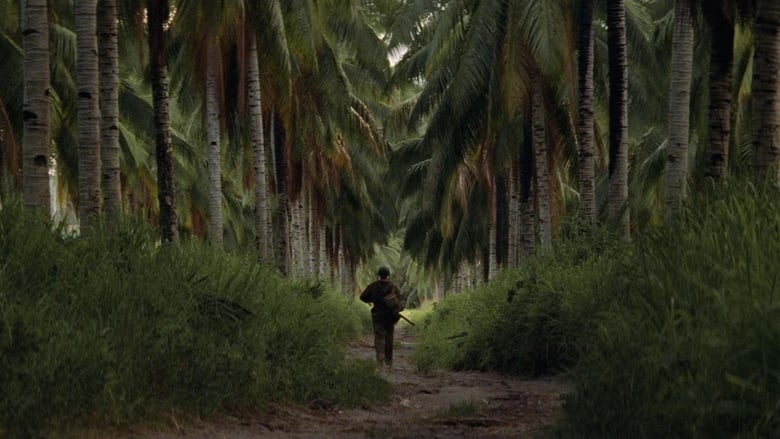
xmin=359 ymin=279 xmax=402 ymax=365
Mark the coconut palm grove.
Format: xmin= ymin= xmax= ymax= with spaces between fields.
xmin=1 ymin=0 xmax=779 ymax=437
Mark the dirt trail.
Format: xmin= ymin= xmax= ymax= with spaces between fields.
xmin=124 ymin=326 xmax=570 ymax=439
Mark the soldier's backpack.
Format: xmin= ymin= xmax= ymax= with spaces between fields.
xmin=380 ymin=284 xmax=404 ymax=314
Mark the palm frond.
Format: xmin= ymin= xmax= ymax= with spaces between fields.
xmin=449 ymin=0 xmax=507 ymax=119
xmin=252 ymin=0 xmax=292 ymax=76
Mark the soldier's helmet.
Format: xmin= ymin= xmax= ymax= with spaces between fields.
xmin=377 ymin=266 xmax=391 ymax=278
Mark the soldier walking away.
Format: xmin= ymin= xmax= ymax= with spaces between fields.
xmin=360 ymin=266 xmax=403 ymax=366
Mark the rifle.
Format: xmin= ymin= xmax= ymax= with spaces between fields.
xmin=398 ymin=313 xmax=415 ymax=326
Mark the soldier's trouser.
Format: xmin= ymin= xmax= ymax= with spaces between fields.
xmin=372 ymin=319 xmax=395 ymax=365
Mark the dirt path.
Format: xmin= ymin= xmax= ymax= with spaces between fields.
xmin=124 ymin=326 xmax=570 ymax=439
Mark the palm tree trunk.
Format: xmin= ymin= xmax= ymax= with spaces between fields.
xmin=507 ymin=162 xmax=519 ymax=268
xmin=327 ymin=226 xmax=336 ymax=285
xmin=319 ymin=223 xmax=328 ymax=279
xmin=752 ymin=2 xmax=780 ymax=184
xmin=453 ymin=261 xmax=464 ymax=293
xmin=519 ymin=117 xmax=535 ymax=260
xmin=703 ymin=3 xmax=734 ymax=182
xmin=0 ymin=99 xmax=18 ymax=199
xmin=532 ymin=74 xmax=552 ymax=249
xmin=488 ymin=185 xmax=498 ymax=281
xmin=345 ymin=253 xmax=356 ymax=296
xmin=149 ymin=0 xmax=178 ymax=242
xmin=665 ymin=0 xmax=695 ymax=212
xmin=99 ymin=0 xmax=121 ymax=221
xmin=22 ymin=0 xmax=51 ymax=214
xmin=338 ymin=230 xmax=348 ymax=293
xmin=77 ymin=0 xmax=101 ymax=230
xmin=307 ymin=191 xmax=319 ymax=277
xmin=248 ymin=35 xmax=273 ymax=262
xmin=607 ymin=0 xmax=630 ymax=239
xmin=290 ymin=193 xmax=305 ymax=277
xmin=577 ymin=0 xmax=597 ymax=221
xmin=206 ymin=42 xmax=223 ymax=247
xmin=272 ymin=112 xmax=290 ymax=275
xmin=434 ymin=277 xmax=444 ymax=301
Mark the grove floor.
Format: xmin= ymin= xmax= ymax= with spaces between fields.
xmin=111 ymin=325 xmax=570 ymax=439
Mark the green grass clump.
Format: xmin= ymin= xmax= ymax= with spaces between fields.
xmin=562 ymin=184 xmax=780 ymax=438
xmin=0 ymin=202 xmax=390 ymax=438
xmin=438 ymin=399 xmax=484 ymax=419
xmin=413 ymin=223 xmax=620 ymax=375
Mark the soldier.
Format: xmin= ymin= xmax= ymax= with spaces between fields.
xmin=359 ymin=266 xmax=403 ymax=366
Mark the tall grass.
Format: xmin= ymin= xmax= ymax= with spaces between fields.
xmin=0 ymin=202 xmax=390 ymax=438
xmin=413 ymin=222 xmax=620 ymax=375
xmin=563 ymin=184 xmax=780 ymax=438
xmin=414 ymin=183 xmax=779 ymax=438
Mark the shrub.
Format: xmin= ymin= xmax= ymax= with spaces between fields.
xmin=0 ymin=202 xmax=390 ymax=438
xmin=413 ymin=223 xmax=620 ymax=376
xmin=563 ymin=183 xmax=780 ymax=438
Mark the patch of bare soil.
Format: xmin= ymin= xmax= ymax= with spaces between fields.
xmin=117 ymin=326 xmax=570 ymax=439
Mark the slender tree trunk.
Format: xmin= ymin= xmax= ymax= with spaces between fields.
xmin=22 ymin=0 xmax=52 ymax=214
xmin=272 ymin=112 xmax=290 ymax=275
xmin=290 ymin=192 xmax=305 ymax=277
xmin=519 ymin=116 xmax=535 ymax=259
xmin=77 ymin=0 xmax=101 ymax=230
xmin=338 ymin=230 xmax=348 ymax=293
xmin=99 ymin=0 xmax=121 ymax=221
xmin=752 ymin=2 xmax=780 ymax=184
xmin=665 ymin=0 xmax=694 ymax=213
xmin=454 ymin=261 xmax=464 ymax=293
xmin=248 ymin=35 xmax=273 ymax=261
xmin=345 ymin=254 xmax=356 ymax=296
xmin=703 ymin=4 xmax=734 ymax=182
xmin=318 ymin=223 xmax=327 ymax=279
xmin=0 ymin=98 xmax=20 ymax=199
xmin=607 ymin=0 xmax=630 ymax=239
xmin=206 ymin=42 xmax=223 ymax=247
xmin=577 ymin=0 xmax=597 ymax=221
xmin=434 ymin=277 xmax=444 ymax=301
xmin=488 ymin=183 xmax=498 ymax=281
xmin=308 ymin=191 xmax=319 ymax=277
xmin=328 ymin=226 xmax=337 ymax=285
xmin=532 ymin=74 xmax=552 ymax=249
xmin=495 ymin=174 xmax=507 ymax=268
xmin=149 ymin=0 xmax=178 ymax=242
xmin=507 ymin=162 xmax=519 ymax=268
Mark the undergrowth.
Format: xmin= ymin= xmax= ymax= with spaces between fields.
xmin=0 ymin=202 xmax=390 ymax=438
xmin=413 ymin=222 xmax=620 ymax=375
xmin=414 ymin=182 xmax=780 ymax=438
xmin=562 ymin=183 xmax=780 ymax=438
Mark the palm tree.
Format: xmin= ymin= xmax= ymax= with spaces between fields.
xmin=1 ymin=99 xmax=20 ymax=200
xmin=607 ymin=0 xmax=630 ymax=238
xmin=76 ymin=0 xmax=101 ymax=230
xmin=702 ymin=0 xmax=736 ymax=182
xmin=519 ymin=120 xmax=535 ymax=260
xmin=532 ymin=72 xmax=552 ymax=250
xmin=271 ymin=110 xmax=290 ymax=275
xmin=664 ymin=0 xmax=695 ymax=212
xmin=256 ymin=0 xmax=392 ymax=281
xmin=577 ymin=0 xmax=597 ymax=222
xmin=386 ymin=0 xmax=580 ymax=281
xmin=246 ymin=0 xmax=289 ymax=264
xmin=148 ymin=0 xmax=178 ymax=242
xmin=205 ymin=41 xmax=223 ymax=247
xmin=248 ymin=33 xmax=274 ymax=262
xmin=1 ymin=5 xmax=23 ymax=199
xmin=98 ymin=0 xmax=122 ymax=220
xmin=22 ymin=0 xmax=52 ymax=214
xmin=752 ymin=0 xmax=780 ymax=183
